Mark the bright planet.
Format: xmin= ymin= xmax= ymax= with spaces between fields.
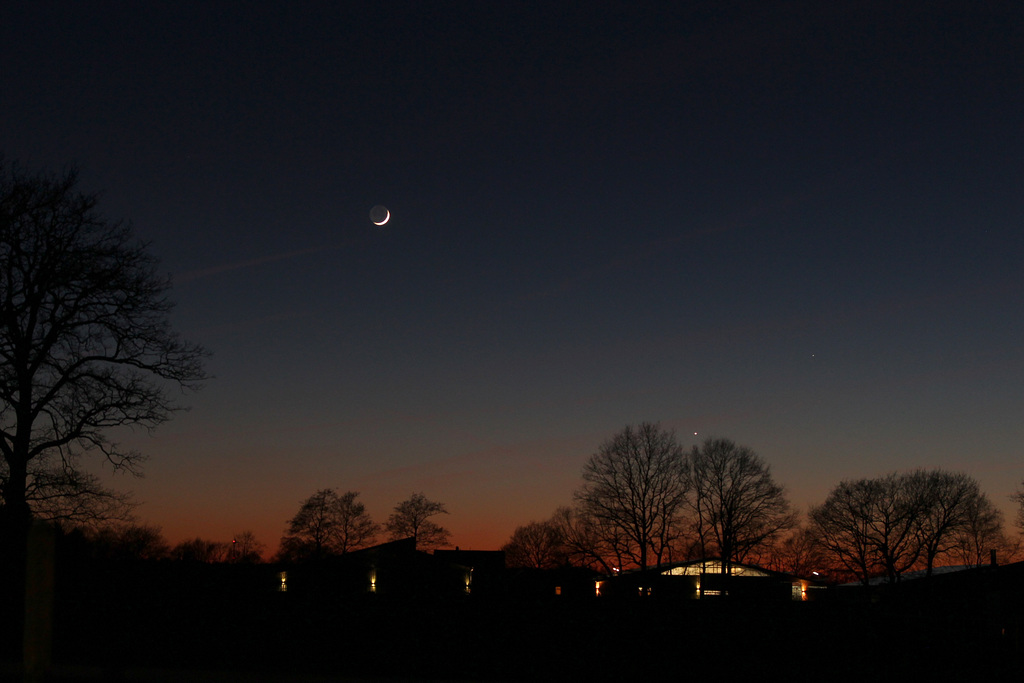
xmin=370 ymin=205 xmax=390 ymax=225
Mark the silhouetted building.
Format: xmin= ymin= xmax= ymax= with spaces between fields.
xmin=433 ymin=547 xmax=506 ymax=596
xmin=277 ymin=538 xmax=474 ymax=599
xmin=505 ymin=565 xmax=602 ymax=600
xmin=596 ymin=558 xmax=827 ymax=601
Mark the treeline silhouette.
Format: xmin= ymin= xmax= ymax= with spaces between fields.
xmin=43 ymin=523 xmax=1024 ymax=681
xmin=26 ymin=425 xmax=1022 ymax=680
xmin=502 ymin=423 xmax=1024 ymax=586
xmin=5 ymin=423 xmax=1024 ymax=679
xmin=4 ymin=158 xmax=1022 ymax=680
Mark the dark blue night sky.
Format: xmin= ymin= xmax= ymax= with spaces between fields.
xmin=2 ymin=1 xmax=1022 ymax=549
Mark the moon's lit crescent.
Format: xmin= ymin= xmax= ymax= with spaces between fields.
xmin=370 ymin=205 xmax=390 ymax=225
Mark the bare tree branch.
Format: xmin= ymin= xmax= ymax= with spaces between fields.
xmin=502 ymin=520 xmax=565 ymax=569
xmin=684 ymin=437 xmax=796 ymax=574
xmin=574 ymin=422 xmax=688 ymax=571
xmin=810 ymin=469 xmax=1000 ymax=584
xmin=385 ymin=492 xmax=450 ymax=551
xmin=0 ymin=160 xmax=207 ymax=527
xmin=279 ymin=489 xmax=378 ymax=561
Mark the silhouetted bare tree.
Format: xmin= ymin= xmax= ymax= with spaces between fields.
xmin=0 ymin=161 xmax=206 ymax=533
xmin=684 ymin=438 xmax=795 ymax=574
xmin=764 ymin=526 xmax=826 ymax=578
xmin=279 ymin=489 xmax=378 ymax=561
xmin=502 ymin=520 xmax=565 ymax=569
xmin=549 ymin=505 xmax=623 ymax=574
xmin=574 ymin=422 xmax=688 ymax=570
xmin=385 ymin=492 xmax=450 ymax=551
xmin=950 ymin=493 xmax=1008 ymax=567
xmin=172 ymin=537 xmax=228 ymax=563
xmin=812 ymin=469 xmax=1001 ymax=584
xmin=909 ymin=469 xmax=996 ymax=576
xmin=2 ymin=460 xmax=134 ymax=529
xmin=330 ymin=490 xmax=379 ymax=553
xmin=90 ymin=523 xmax=170 ymax=561
xmin=810 ymin=474 xmax=921 ymax=585
xmin=229 ymin=530 xmax=266 ymax=563
xmin=810 ymin=478 xmax=879 ymax=584
xmin=1013 ymin=482 xmax=1024 ymax=533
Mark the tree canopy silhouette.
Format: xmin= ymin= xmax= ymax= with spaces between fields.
xmin=279 ymin=489 xmax=378 ymax=560
xmin=0 ymin=160 xmax=207 ymax=530
xmin=549 ymin=504 xmax=628 ymax=574
xmin=685 ymin=437 xmax=795 ymax=574
xmin=574 ymin=422 xmax=688 ymax=570
xmin=811 ymin=469 xmax=1003 ymax=584
xmin=1013 ymin=482 xmax=1024 ymax=534
xmin=89 ymin=522 xmax=170 ymax=561
xmin=502 ymin=520 xmax=565 ymax=569
xmin=229 ymin=530 xmax=266 ymax=563
xmin=172 ymin=537 xmax=228 ymax=563
xmin=386 ymin=492 xmax=450 ymax=551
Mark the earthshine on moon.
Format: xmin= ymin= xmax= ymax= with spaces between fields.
xmin=370 ymin=205 xmax=390 ymax=225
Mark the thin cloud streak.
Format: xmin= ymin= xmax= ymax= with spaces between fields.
xmin=175 ymin=245 xmax=339 ymax=283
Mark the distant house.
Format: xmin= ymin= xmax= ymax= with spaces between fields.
xmin=596 ymin=558 xmax=828 ymax=601
xmin=504 ymin=565 xmax=603 ymax=600
xmin=277 ymin=537 xmax=476 ymax=599
xmin=433 ymin=548 xmax=506 ymax=596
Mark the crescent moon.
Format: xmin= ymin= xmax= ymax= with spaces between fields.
xmin=370 ymin=205 xmax=390 ymax=225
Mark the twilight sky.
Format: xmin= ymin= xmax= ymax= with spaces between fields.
xmin=2 ymin=1 xmax=1022 ymax=552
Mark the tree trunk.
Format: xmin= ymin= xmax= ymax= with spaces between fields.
xmin=0 ymin=464 xmax=31 ymax=665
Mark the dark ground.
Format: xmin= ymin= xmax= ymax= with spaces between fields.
xmin=9 ymin=558 xmax=1024 ymax=682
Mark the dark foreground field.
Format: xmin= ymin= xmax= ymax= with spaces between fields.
xmin=17 ymin=560 xmax=1024 ymax=682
